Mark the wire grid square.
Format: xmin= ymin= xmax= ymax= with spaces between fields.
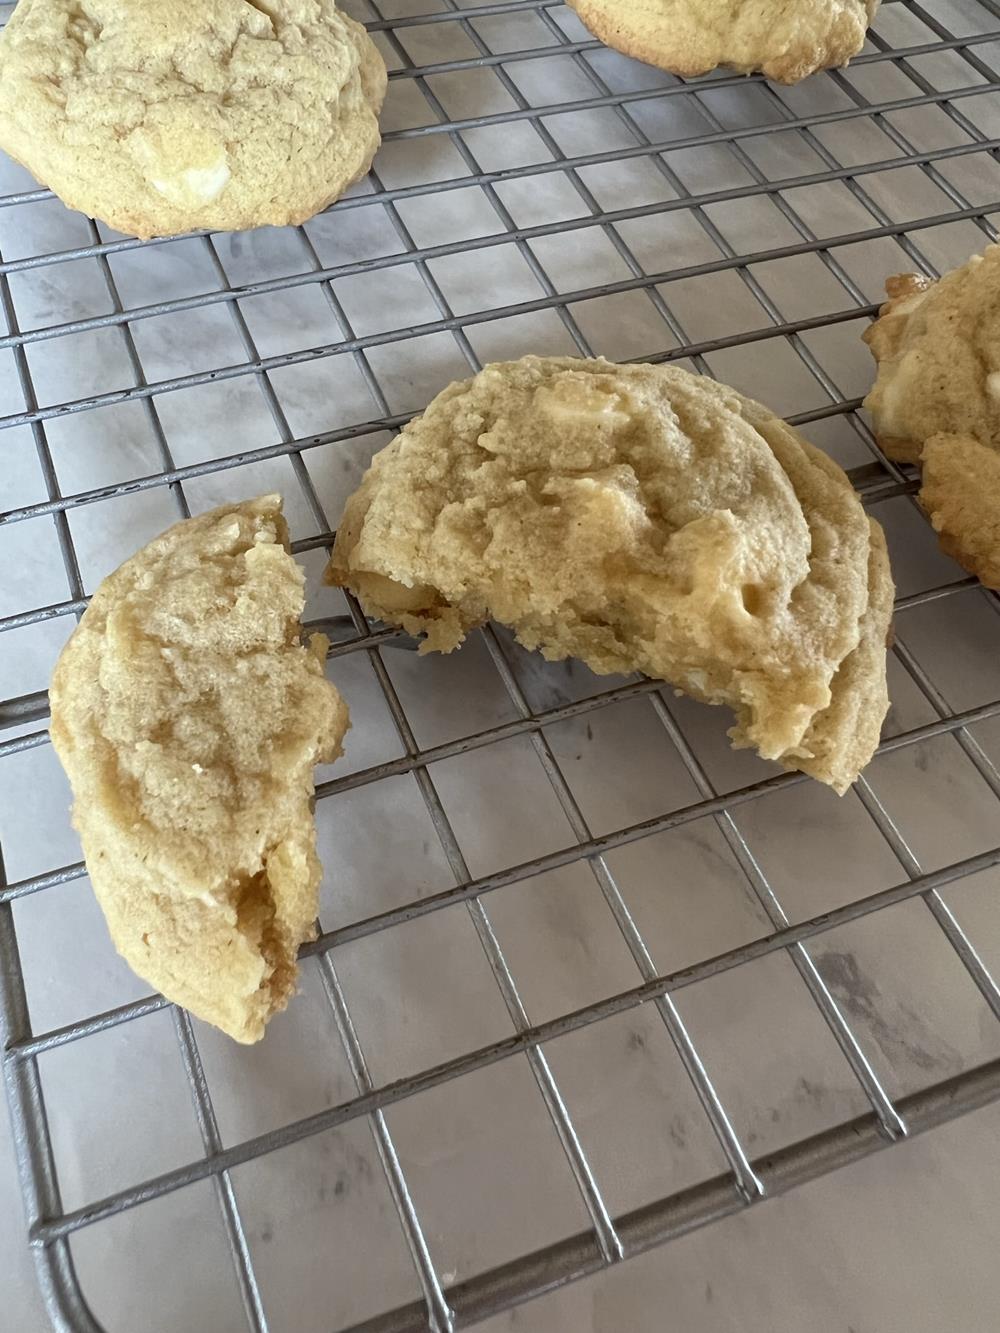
xmin=228 ymin=1116 xmax=424 ymax=1333
xmin=675 ymin=949 xmax=876 ymax=1152
xmin=70 ymin=1178 xmax=250 ymax=1333
xmin=12 ymin=871 xmax=147 ymax=1035
xmin=38 ymin=1009 xmax=205 ymax=1212
xmin=383 ymin=1051 xmax=595 ymax=1280
xmin=3 ymin=2 xmax=1000 ymax=1331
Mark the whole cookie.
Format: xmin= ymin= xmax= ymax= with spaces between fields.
xmin=49 ymin=495 xmax=349 ymax=1043
xmin=863 ymin=245 xmax=1000 ymax=587
xmin=0 ymin=0 xmax=387 ymax=238
xmin=567 ymin=0 xmax=879 ymax=83
xmin=328 ymin=356 xmax=893 ymax=793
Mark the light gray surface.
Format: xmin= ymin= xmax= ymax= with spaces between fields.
xmin=6 ymin=1095 xmax=1000 ymax=1332
xmin=475 ymin=1100 xmax=1000 ymax=1333
xmin=3 ymin=0 xmax=1000 ymax=1330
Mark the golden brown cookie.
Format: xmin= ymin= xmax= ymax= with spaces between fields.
xmin=921 ymin=435 xmax=1000 ymax=589
xmin=328 ymin=356 xmax=892 ymax=793
xmin=0 ymin=0 xmax=387 ymax=238
xmin=567 ymin=0 xmax=880 ymax=83
xmin=49 ymin=495 xmax=349 ymax=1043
xmin=863 ymin=245 xmax=1000 ymax=587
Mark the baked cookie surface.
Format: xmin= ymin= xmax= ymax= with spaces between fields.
xmin=328 ymin=356 xmax=892 ymax=793
xmin=863 ymin=245 xmax=1000 ymax=587
xmin=0 ymin=0 xmax=387 ymax=238
xmin=567 ymin=0 xmax=879 ymax=83
xmin=49 ymin=495 xmax=349 ymax=1043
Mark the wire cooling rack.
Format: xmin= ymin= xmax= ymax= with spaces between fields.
xmin=3 ymin=1 xmax=1000 ymax=1330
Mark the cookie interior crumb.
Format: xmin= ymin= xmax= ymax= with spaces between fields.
xmin=49 ymin=494 xmax=349 ymax=1043
xmin=329 ymin=356 xmax=892 ymax=793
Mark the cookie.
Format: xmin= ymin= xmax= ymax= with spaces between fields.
xmin=921 ymin=435 xmax=1000 ymax=589
xmin=49 ymin=495 xmax=349 ymax=1043
xmin=567 ymin=0 xmax=880 ymax=83
xmin=328 ymin=356 xmax=892 ymax=793
xmin=0 ymin=0 xmax=387 ymax=238
xmin=863 ymin=245 xmax=1000 ymax=587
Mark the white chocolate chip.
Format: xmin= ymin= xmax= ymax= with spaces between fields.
xmin=150 ymin=160 xmax=231 ymax=205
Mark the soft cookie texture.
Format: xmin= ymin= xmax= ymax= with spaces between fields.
xmin=328 ymin=357 xmax=892 ymax=793
xmin=0 ymin=0 xmax=387 ymax=238
xmin=567 ymin=0 xmax=880 ymax=83
xmin=49 ymin=496 xmax=349 ymax=1043
xmin=863 ymin=246 xmax=1000 ymax=587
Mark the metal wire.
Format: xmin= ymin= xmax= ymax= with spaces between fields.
xmin=3 ymin=1 xmax=1000 ymax=1330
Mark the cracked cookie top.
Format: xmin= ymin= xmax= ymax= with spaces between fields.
xmin=328 ymin=356 xmax=892 ymax=792
xmin=0 ymin=0 xmax=387 ymax=236
xmin=567 ymin=0 xmax=880 ymax=83
xmin=863 ymin=245 xmax=1000 ymax=588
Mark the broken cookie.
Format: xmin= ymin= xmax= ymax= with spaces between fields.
xmin=328 ymin=356 xmax=893 ymax=794
xmin=863 ymin=244 xmax=1000 ymax=588
xmin=49 ymin=495 xmax=348 ymax=1043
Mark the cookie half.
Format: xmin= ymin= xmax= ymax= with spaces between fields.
xmin=863 ymin=245 xmax=1000 ymax=587
xmin=328 ymin=356 xmax=892 ymax=793
xmin=49 ymin=495 xmax=349 ymax=1043
xmin=567 ymin=0 xmax=880 ymax=83
xmin=0 ymin=0 xmax=387 ymax=237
